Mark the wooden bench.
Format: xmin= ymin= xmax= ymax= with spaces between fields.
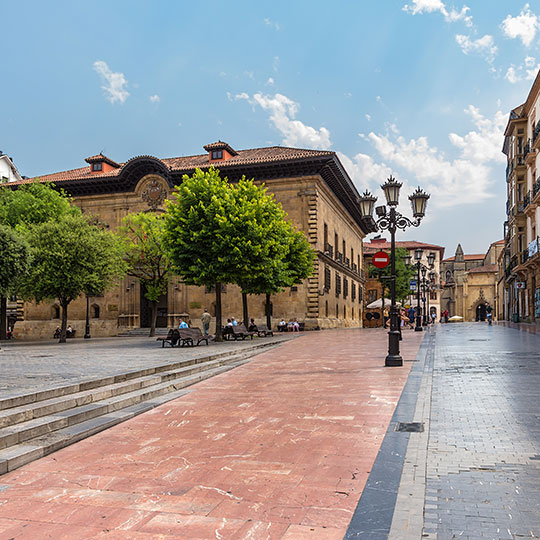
xmin=230 ymin=324 xmax=256 ymax=340
xmin=156 ymin=329 xmax=180 ymax=348
xmin=179 ymin=327 xmax=210 ymax=346
xmin=256 ymin=324 xmax=273 ymax=337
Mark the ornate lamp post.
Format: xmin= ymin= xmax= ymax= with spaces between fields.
xmin=414 ymin=248 xmax=423 ymax=332
xmin=358 ymin=179 xmax=429 ymax=366
xmin=84 ymin=294 xmax=91 ymax=339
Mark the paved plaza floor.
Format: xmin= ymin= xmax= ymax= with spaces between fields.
xmin=0 ymin=324 xmax=538 ymax=539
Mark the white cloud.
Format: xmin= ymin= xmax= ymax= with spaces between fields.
xmin=266 ymin=77 xmax=275 ymax=86
xmin=365 ymin=114 xmax=372 ymax=121
xmin=505 ymin=55 xmax=540 ymax=83
xmin=236 ymin=92 xmax=332 ymax=149
xmin=149 ymin=94 xmax=160 ymax=103
xmin=93 ymin=60 xmax=129 ymax=104
xmin=264 ymin=18 xmax=280 ymax=30
xmin=403 ymin=0 xmax=473 ymax=26
xmin=501 ymin=3 xmax=540 ymax=47
xmin=337 ymin=151 xmax=392 ymax=193
xmin=273 ymin=56 xmax=280 ymax=72
xmin=364 ymin=105 xmax=506 ymax=207
xmin=455 ymin=34 xmax=497 ymax=63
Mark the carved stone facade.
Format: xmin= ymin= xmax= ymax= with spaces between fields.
xmin=9 ymin=143 xmax=377 ymax=339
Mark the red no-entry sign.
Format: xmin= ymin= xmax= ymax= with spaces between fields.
xmin=373 ymin=251 xmax=390 ymax=269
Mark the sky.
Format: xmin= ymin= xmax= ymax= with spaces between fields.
xmin=3 ymin=0 xmax=540 ymax=256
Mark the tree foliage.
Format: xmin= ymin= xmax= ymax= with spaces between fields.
xmin=368 ymin=247 xmax=416 ymax=303
xmin=0 ymin=181 xmax=79 ymax=230
xmin=0 ymin=225 xmax=30 ymax=296
xmin=119 ymin=212 xmax=174 ymax=337
xmin=19 ymin=214 xmax=127 ymax=342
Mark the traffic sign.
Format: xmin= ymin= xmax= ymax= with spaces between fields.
xmin=373 ymin=251 xmax=390 ymax=269
xmin=409 ymin=280 xmax=417 ymax=291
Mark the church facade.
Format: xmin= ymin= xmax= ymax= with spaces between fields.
xmin=9 ymin=142 xmax=377 ymax=338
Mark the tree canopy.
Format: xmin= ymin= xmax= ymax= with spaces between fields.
xmin=119 ymin=211 xmax=174 ymax=336
xmin=19 ymin=214 xmax=127 ymax=342
xmin=0 ymin=225 xmax=30 ymax=296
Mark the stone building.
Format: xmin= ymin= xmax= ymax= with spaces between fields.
xmin=362 ymin=237 xmax=445 ymax=325
xmin=501 ymin=70 xmax=540 ymax=322
xmin=7 ymin=142 xmax=377 ymax=338
xmin=441 ymin=241 xmax=504 ymax=321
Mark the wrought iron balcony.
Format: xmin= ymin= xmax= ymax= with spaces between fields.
xmin=534 ymin=120 xmax=540 ymax=142
xmin=345 ymin=257 xmax=350 ymax=268
xmin=534 ymin=179 xmax=540 ymax=197
xmin=324 ymin=243 xmax=333 ymax=258
xmin=524 ymin=191 xmax=531 ymax=208
xmin=521 ymin=250 xmax=529 ymax=264
xmin=524 ymin=140 xmax=531 ymax=158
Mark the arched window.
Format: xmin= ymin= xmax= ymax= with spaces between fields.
xmin=52 ymin=305 xmax=60 ymax=319
xmin=446 ymin=270 xmax=452 ymax=282
xmin=91 ymin=304 xmax=100 ymax=319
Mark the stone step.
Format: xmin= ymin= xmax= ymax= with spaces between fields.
xmin=0 ymin=339 xmax=280 ymax=412
xmin=0 ymin=351 xmax=256 ymax=449
xmin=0 ymin=358 xmax=251 ymax=474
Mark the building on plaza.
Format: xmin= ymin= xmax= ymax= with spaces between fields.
xmin=0 ymin=152 xmax=22 ymax=183
xmin=501 ymin=72 xmax=540 ymax=322
xmin=6 ymin=141 xmax=377 ymax=338
xmin=362 ymin=237 xmax=445 ymax=325
xmin=441 ymin=241 xmax=504 ymax=321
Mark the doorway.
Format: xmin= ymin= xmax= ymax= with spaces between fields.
xmin=475 ymin=303 xmax=486 ymax=321
xmin=140 ymin=284 xmax=168 ymax=327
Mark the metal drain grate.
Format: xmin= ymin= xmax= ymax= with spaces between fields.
xmin=395 ymin=422 xmax=424 ymax=432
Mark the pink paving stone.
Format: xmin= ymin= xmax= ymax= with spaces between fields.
xmin=0 ymin=328 xmax=423 ymax=539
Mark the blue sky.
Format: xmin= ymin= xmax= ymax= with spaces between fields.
xmin=3 ymin=0 xmax=540 ymax=255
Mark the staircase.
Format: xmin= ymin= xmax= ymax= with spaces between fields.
xmin=0 ymin=343 xmax=273 ymax=475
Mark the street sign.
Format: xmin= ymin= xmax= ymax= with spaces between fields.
xmin=409 ymin=280 xmax=417 ymax=292
xmin=373 ymin=251 xmax=390 ymax=269
xmin=515 ymin=282 xmax=526 ymax=289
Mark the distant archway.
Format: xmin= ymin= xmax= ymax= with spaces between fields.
xmin=476 ymin=303 xmax=486 ymax=321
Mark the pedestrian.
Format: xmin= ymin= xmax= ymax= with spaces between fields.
xmin=431 ymin=311 xmax=436 ymax=325
xmin=486 ymin=304 xmax=493 ymax=325
xmin=407 ymin=306 xmax=415 ymax=329
xmin=443 ymin=309 xmax=449 ymax=323
xmin=383 ymin=306 xmax=390 ymax=328
xmin=201 ymin=308 xmax=211 ymax=336
xmin=178 ymin=319 xmax=189 ymax=329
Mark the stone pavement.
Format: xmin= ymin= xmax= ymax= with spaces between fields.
xmin=0 ymin=328 xmax=423 ymax=539
xmin=0 ymin=334 xmax=295 ymax=399
xmin=386 ymin=322 xmax=540 ymax=540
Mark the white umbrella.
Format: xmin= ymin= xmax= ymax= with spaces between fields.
xmin=448 ymin=315 xmax=463 ymax=322
xmin=366 ymin=298 xmax=402 ymax=309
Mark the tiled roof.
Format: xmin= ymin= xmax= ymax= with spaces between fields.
xmin=467 ymin=264 xmax=498 ymax=273
xmin=363 ymin=240 xmax=445 ymax=255
xmin=442 ymin=254 xmax=485 ymax=262
xmin=85 ymin=154 xmax=121 ymax=168
xmin=13 ymin=146 xmax=335 ymax=186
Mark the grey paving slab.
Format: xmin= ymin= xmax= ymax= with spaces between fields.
xmin=388 ymin=322 xmax=540 ymax=540
xmin=0 ymin=334 xmax=294 ymax=399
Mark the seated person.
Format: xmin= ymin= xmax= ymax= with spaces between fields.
xmin=248 ymin=318 xmax=258 ymax=332
xmin=178 ymin=319 xmax=189 ymax=329
xmin=277 ymin=319 xmax=287 ymax=332
xmin=231 ymin=317 xmax=238 ymax=326
xmin=223 ymin=319 xmax=233 ymax=339
xmin=66 ymin=325 xmax=74 ymax=338
xmin=290 ymin=318 xmax=300 ymax=332
xmin=53 ymin=326 xmax=61 ymax=339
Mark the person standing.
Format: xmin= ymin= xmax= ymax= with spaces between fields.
xmin=407 ymin=306 xmax=415 ymax=329
xmin=201 ymin=308 xmax=211 ymax=336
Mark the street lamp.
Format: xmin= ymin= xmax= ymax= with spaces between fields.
xmin=358 ymin=178 xmax=430 ymax=366
xmin=427 ymin=252 xmax=436 ymax=267
xmin=414 ymin=248 xmax=423 ymax=332
xmin=84 ymin=294 xmax=91 ymax=339
xmin=421 ymin=266 xmax=427 ymax=326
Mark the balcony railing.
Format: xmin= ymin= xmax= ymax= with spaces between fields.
xmin=324 ymin=243 xmax=333 ymax=258
xmin=517 ymin=201 xmax=525 ymax=213
xmin=524 ymin=139 xmax=531 ymax=158
xmin=345 ymin=257 xmax=350 ymax=268
xmin=534 ymin=179 xmax=540 ymax=197
xmin=534 ymin=120 xmax=540 ymax=143
xmin=524 ymin=190 xmax=531 ymax=208
xmin=521 ymin=249 xmax=529 ymax=264
xmin=336 ymin=252 xmax=343 ymax=263
xmin=352 ymin=263 xmax=358 ymax=273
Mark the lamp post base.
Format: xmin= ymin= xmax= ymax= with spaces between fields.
xmin=385 ymin=354 xmax=403 ymax=366
xmin=414 ymin=326 xmax=423 ymax=332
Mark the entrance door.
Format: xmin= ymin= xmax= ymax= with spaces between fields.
xmin=476 ymin=303 xmax=486 ymax=321
xmin=140 ymin=284 xmax=168 ymax=327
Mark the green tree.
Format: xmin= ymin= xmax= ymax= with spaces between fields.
xmin=241 ymin=224 xmax=315 ymax=329
xmin=0 ymin=181 xmax=79 ymax=230
xmin=119 ymin=212 xmax=174 ymax=337
xmin=0 ymin=181 xmax=79 ymax=339
xmin=163 ymin=168 xmax=237 ymax=341
xmin=226 ymin=178 xmax=310 ymax=327
xmin=19 ymin=214 xmax=127 ymax=343
xmin=0 ymin=226 xmax=30 ymax=338
xmin=368 ymin=247 xmax=415 ymax=303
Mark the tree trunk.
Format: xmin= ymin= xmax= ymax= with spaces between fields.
xmin=59 ymin=301 xmax=69 ymax=343
xmin=149 ymin=300 xmax=158 ymax=337
xmin=265 ymin=293 xmax=272 ymax=330
xmin=0 ymin=296 xmax=6 ymax=341
xmin=242 ymin=291 xmax=249 ymax=328
xmin=215 ymin=282 xmax=223 ymax=342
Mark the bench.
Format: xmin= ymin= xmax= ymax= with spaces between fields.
xmin=256 ymin=324 xmax=273 ymax=337
xmin=179 ymin=327 xmax=210 ymax=347
xmin=230 ymin=324 xmax=256 ymax=340
xmin=156 ymin=329 xmax=180 ymax=348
